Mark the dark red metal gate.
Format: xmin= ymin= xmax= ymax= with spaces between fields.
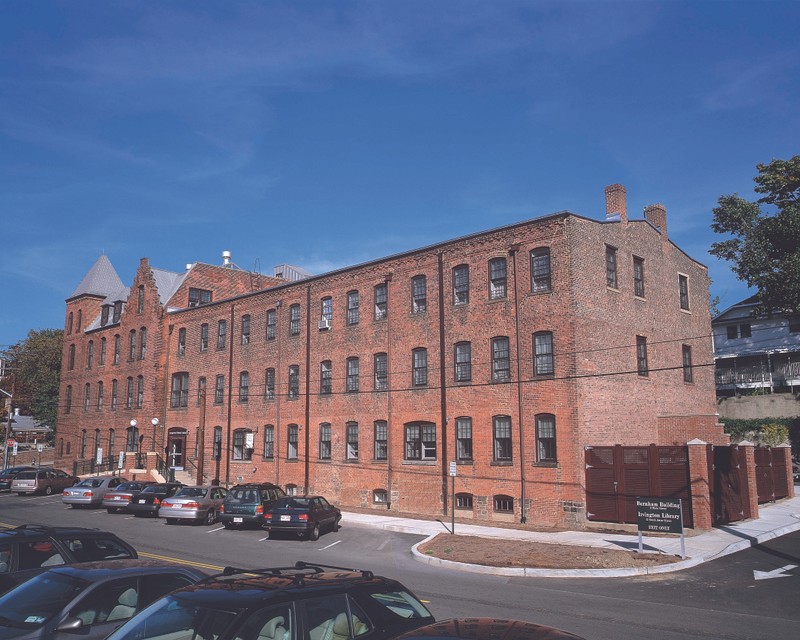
xmin=708 ymin=444 xmax=750 ymax=525
xmin=585 ymin=445 xmax=693 ymax=528
xmin=755 ymin=447 xmax=790 ymax=504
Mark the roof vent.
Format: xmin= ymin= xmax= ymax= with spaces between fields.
xmin=222 ymin=251 xmax=232 ymax=267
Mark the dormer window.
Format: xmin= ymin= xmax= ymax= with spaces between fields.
xmin=101 ymin=306 xmax=110 ymax=326
xmin=188 ymin=288 xmax=212 ymax=307
xmin=113 ymin=301 xmax=122 ymax=323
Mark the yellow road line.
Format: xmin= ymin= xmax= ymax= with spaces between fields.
xmin=138 ymin=552 xmax=223 ymax=571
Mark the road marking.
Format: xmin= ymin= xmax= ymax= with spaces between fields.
xmin=139 ymin=551 xmax=223 ymax=571
xmin=377 ymin=538 xmax=390 ymax=551
xmin=259 ymin=536 xmax=270 ymax=541
xmin=318 ymin=540 xmax=342 ymax=551
xmin=206 ymin=526 xmax=225 ymax=533
xmin=753 ymin=564 xmax=798 ymax=580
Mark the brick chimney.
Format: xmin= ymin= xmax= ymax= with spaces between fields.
xmin=644 ymin=203 xmax=667 ymax=240
xmin=604 ymin=184 xmax=627 ymax=223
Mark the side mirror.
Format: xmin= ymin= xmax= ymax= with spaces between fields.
xmin=56 ymin=617 xmax=85 ymax=632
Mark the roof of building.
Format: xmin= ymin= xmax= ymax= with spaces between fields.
xmin=67 ymin=255 xmax=125 ymax=301
xmin=152 ymin=267 xmax=187 ymax=305
xmin=9 ymin=414 xmax=52 ymax=433
xmin=713 ymin=294 xmax=759 ymax=322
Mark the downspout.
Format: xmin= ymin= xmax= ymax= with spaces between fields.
xmin=275 ymin=300 xmax=283 ymax=485
xmin=304 ymin=286 xmax=312 ymax=492
xmin=225 ymin=304 xmax=235 ymax=486
xmin=385 ymin=275 xmax=393 ymax=510
xmin=437 ymin=251 xmax=449 ymax=516
xmin=160 ymin=324 xmax=174 ymax=455
xmin=510 ymin=246 xmax=527 ymax=523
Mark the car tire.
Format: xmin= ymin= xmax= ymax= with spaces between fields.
xmin=223 ymin=522 xmax=234 ymax=529
xmin=333 ymin=516 xmax=341 ymax=532
xmin=166 ymin=518 xmax=178 ymax=525
xmin=107 ymin=508 xmax=117 ymax=514
xmin=309 ymin=523 xmax=320 ymax=541
xmin=204 ymin=509 xmax=216 ymax=525
xmin=44 ymin=485 xmax=53 ymax=496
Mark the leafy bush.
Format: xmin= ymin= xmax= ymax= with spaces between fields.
xmin=719 ymin=417 xmax=798 ymax=453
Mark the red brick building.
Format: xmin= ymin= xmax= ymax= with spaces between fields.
xmin=56 ymin=185 xmax=726 ymax=527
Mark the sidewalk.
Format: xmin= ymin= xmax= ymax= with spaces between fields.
xmin=341 ymin=495 xmax=800 ymax=577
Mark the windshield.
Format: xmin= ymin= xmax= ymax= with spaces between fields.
xmin=0 ymin=572 xmax=87 ymax=627
xmin=227 ymin=488 xmax=259 ymax=503
xmin=273 ymin=498 xmax=310 ymax=509
xmin=175 ymin=487 xmax=207 ymax=498
xmin=106 ymin=596 xmax=239 ymax=640
xmin=369 ymin=590 xmax=433 ymax=620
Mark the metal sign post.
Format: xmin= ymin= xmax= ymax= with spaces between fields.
xmin=449 ymin=461 xmax=457 ymax=535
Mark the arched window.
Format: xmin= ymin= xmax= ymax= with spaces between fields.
xmin=84 ymin=383 xmax=91 ymax=411
xmin=108 ymin=429 xmax=115 ymax=462
xmin=87 ymin=340 xmax=94 ymax=369
xmin=494 ymin=495 xmax=514 ymax=514
xmin=488 ymin=257 xmax=507 ymax=299
xmin=129 ymin=330 xmax=137 ymax=361
xmin=239 ymin=371 xmax=249 ymax=402
xmin=65 ymin=386 xmax=72 ymax=414
xmin=136 ymin=375 xmax=144 ymax=408
xmin=126 ymin=426 xmax=139 ymax=452
xmin=80 ymin=430 xmax=87 ymax=459
xmin=68 ymin=344 xmax=75 ymax=370
xmin=139 ymin=328 xmax=147 ymax=359
xmin=263 ymin=425 xmax=275 ymax=459
xmin=67 ymin=312 xmax=73 ymax=335
xmin=319 ymin=423 xmax=332 ymax=460
xmin=535 ymin=413 xmax=557 ymax=463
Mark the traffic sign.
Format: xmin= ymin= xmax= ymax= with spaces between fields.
xmin=6 ymin=439 xmax=14 ymax=447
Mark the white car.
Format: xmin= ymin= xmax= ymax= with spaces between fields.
xmin=63 ymin=476 xmax=129 ymax=508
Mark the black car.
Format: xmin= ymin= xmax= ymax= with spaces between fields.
xmin=0 ymin=525 xmax=137 ymax=595
xmin=126 ymin=482 xmax=184 ymax=518
xmin=105 ymin=562 xmax=434 ymax=640
xmin=0 ymin=467 xmax=36 ymax=492
xmin=102 ymin=481 xmax=158 ymax=513
xmin=395 ymin=619 xmax=585 ymax=640
xmin=0 ymin=559 xmax=207 ymax=640
xmin=263 ymin=495 xmax=342 ymax=540
xmin=219 ymin=482 xmax=286 ymax=529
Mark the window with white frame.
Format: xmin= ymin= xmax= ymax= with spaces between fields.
xmin=492 ymin=337 xmax=511 ymax=382
xmin=287 ymin=424 xmax=299 ymax=460
xmin=489 ymin=257 xmax=507 ymax=299
xmin=320 ymin=360 xmax=333 ymax=395
xmin=453 ymin=264 xmax=469 ymax=305
xmin=265 ymin=368 xmax=275 ymax=400
xmin=606 ymin=245 xmax=618 ymax=289
xmin=288 ymin=365 xmax=300 ymax=399
xmin=374 ymin=283 xmax=387 ymax=320
xmin=321 ymin=297 xmax=332 ymax=322
xmin=412 ymin=275 xmax=427 ymax=313
xmin=346 ymin=422 xmax=358 ymax=461
xmin=177 ymin=328 xmax=186 ymax=356
xmin=679 ymin=274 xmax=690 ymax=310
xmin=347 ymin=290 xmax=360 ymax=325
xmin=405 ymin=422 xmax=436 ymax=461
xmin=239 ymin=371 xmax=249 ymax=402
xmin=633 ymin=256 xmax=645 ymax=298
xmin=319 ymin=423 xmax=332 ymax=460
xmin=456 ymin=417 xmax=472 ymax=461
xmin=217 ymin=320 xmax=226 ymax=350
xmin=536 ymin=413 xmax=557 ymax=462
xmin=263 ymin=425 xmax=275 ymax=459
xmin=233 ymin=428 xmax=253 ymax=461
xmin=493 ymin=415 xmax=512 ymax=462
xmin=214 ymin=374 xmax=224 ymax=404
xmin=171 ymin=372 xmax=189 ymax=408
xmin=373 ymin=489 xmax=388 ymax=504
xmin=530 ymin=248 xmax=551 ymax=292
xmin=200 ymin=324 xmax=208 ymax=352
xmin=455 ymin=342 xmax=471 ymax=382
xmin=374 ymin=352 xmax=388 ymax=391
xmin=290 ymin=304 xmax=301 ymax=335
xmin=494 ymin=495 xmax=514 ymax=513
xmin=374 ymin=421 xmax=387 ymax=460
xmin=682 ymin=344 xmax=693 ymax=383
xmin=241 ymin=315 xmax=251 ymax=345
xmin=412 ymin=348 xmax=428 ymax=386
xmin=266 ymin=309 xmax=276 ymax=340
xmin=533 ymin=331 xmax=554 ymax=376
xmin=456 ymin=493 xmax=473 ymax=509
xmin=346 ymin=357 xmax=359 ymax=393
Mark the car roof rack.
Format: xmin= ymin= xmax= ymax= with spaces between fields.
xmin=202 ymin=562 xmax=374 ymax=587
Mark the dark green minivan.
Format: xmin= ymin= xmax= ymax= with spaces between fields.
xmin=218 ymin=483 xmax=285 ymax=529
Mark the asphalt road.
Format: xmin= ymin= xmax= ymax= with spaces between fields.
xmin=1 ymin=491 xmax=798 ymax=640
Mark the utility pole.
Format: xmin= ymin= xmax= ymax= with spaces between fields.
xmin=196 ymin=388 xmax=206 ymax=484
xmin=1 ymin=374 xmax=15 ymax=471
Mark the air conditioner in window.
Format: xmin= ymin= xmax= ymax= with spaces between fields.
xmin=318 ymin=318 xmax=332 ymax=330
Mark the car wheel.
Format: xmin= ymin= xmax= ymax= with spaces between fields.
xmin=44 ymin=485 xmax=53 ymax=496
xmin=17 ymin=492 xmax=25 ymax=496
xmin=333 ymin=516 xmax=341 ymax=532
xmin=166 ymin=518 xmax=178 ymax=525
xmin=223 ymin=522 xmax=234 ymax=529
xmin=107 ymin=508 xmax=117 ymax=514
xmin=204 ymin=509 xmax=216 ymax=525
xmin=309 ymin=523 xmax=320 ymax=541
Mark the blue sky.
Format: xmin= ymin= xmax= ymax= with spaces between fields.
xmin=1 ymin=0 xmax=798 ymax=349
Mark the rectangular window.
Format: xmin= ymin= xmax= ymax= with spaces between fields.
xmin=214 ymin=375 xmax=224 ymax=404
xmin=241 ymin=315 xmax=251 ymax=345
xmin=319 ymin=423 xmax=332 ymax=460
xmin=726 ymin=325 xmax=738 ymax=340
xmin=239 ymin=371 xmax=249 ymax=402
xmin=489 ymin=257 xmax=507 ymax=299
xmin=679 ymin=275 xmax=690 ymax=310
xmin=346 ymin=422 xmax=359 ymax=461
xmin=233 ymin=429 xmax=253 ymax=461
xmin=405 ymin=423 xmax=436 ymax=461
xmin=633 ymin=256 xmax=645 ymax=297
xmin=136 ymin=375 xmax=144 ymax=408
xmin=178 ymin=328 xmax=186 ymax=356
xmin=346 ymin=357 xmax=359 ymax=393
xmin=188 ymin=288 xmax=212 ymax=307
xmin=96 ymin=382 xmax=104 ymax=410
xmin=682 ymin=344 xmax=693 ymax=383
xmin=456 ymin=417 xmax=472 ymax=461
xmin=493 ymin=415 xmax=512 ymax=461
xmin=347 ymin=291 xmax=360 ymax=325
xmin=110 ymin=380 xmax=118 ymax=410
xmin=171 ymin=373 xmax=189 ymax=408
xmin=139 ymin=328 xmax=147 ymax=359
xmin=636 ymin=335 xmax=649 ymax=376
xmin=320 ymin=361 xmax=332 ymax=395
xmin=265 ymin=368 xmax=275 ymax=400
xmin=455 ymin=342 xmax=471 ymax=382
xmin=374 ymin=421 xmax=387 ymax=460
xmin=86 ymin=341 xmax=94 ymax=369
xmin=492 ymin=337 xmax=511 ymax=382
xmin=740 ymin=323 xmax=752 ymax=338
xmin=606 ymin=245 xmax=618 ymax=289
xmin=137 ymin=285 xmax=145 ymax=313
xmin=374 ymin=353 xmax=388 ymax=391
xmin=101 ymin=306 xmax=110 ymax=326
xmin=456 ymin=494 xmax=473 ymax=509
xmin=789 ymin=318 xmax=800 ymax=333
xmin=290 ymin=304 xmax=301 ymax=336
xmin=113 ymin=301 xmax=122 ymax=323
xmin=536 ymin=414 xmax=557 ymax=462
xmin=531 ymin=248 xmax=552 ymax=292
xmin=65 ymin=386 xmax=72 ymax=413
xmin=453 ymin=264 xmax=469 ymax=305
xmin=374 ymin=283 xmax=388 ymax=320
xmin=126 ymin=377 xmax=134 ymax=409
xmin=99 ymin=337 xmax=106 ymax=366
xmin=217 ymin=320 xmax=226 ymax=350
xmin=321 ymin=297 xmax=333 ymax=321
xmin=266 ymin=309 xmax=276 ymax=340
xmin=113 ymin=335 xmax=120 ymax=364
xmin=412 ymin=348 xmax=428 ymax=386
xmin=288 ymin=365 xmax=299 ymax=399
xmin=534 ymin=332 xmax=554 ymax=376
xmin=129 ymin=330 xmax=137 ymax=361
xmin=412 ymin=275 xmax=427 ymax=313
xmin=200 ymin=324 xmax=209 ymax=352
xmin=287 ymin=425 xmax=299 ymax=460
xmin=263 ymin=425 xmax=274 ymax=459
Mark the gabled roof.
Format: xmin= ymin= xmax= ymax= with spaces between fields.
xmin=67 ymin=255 xmax=125 ymax=302
xmin=152 ymin=267 xmax=187 ymax=305
xmin=713 ymin=294 xmax=759 ymax=323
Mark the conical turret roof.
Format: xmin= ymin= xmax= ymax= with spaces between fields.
xmin=67 ymin=255 xmax=125 ymax=301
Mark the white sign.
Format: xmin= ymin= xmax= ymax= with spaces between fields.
xmin=118 ymin=451 xmax=125 ymax=469
xmin=12 ymin=442 xmax=18 ymax=456
xmin=96 ymin=447 xmax=103 ymax=464
xmin=37 ymin=444 xmax=44 ymax=453
xmin=245 ymin=432 xmax=255 ymax=449
xmin=449 ymin=461 xmax=457 ymax=477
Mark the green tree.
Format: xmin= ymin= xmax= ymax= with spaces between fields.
xmin=710 ymin=155 xmax=800 ymax=316
xmin=1 ymin=329 xmax=63 ymax=435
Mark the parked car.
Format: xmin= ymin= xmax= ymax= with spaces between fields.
xmin=160 ymin=485 xmax=228 ymax=525
xmin=0 ymin=558 xmax=207 ymax=640
xmin=395 ymin=619 xmax=585 ymax=640
xmin=102 ymin=481 xmax=158 ymax=513
xmin=62 ymin=476 xmax=129 ymax=508
xmin=219 ymin=482 xmax=286 ymax=529
xmin=263 ymin=495 xmax=341 ymax=540
xmin=0 ymin=466 xmax=36 ymax=492
xmin=10 ymin=468 xmax=78 ymax=496
xmin=105 ymin=562 xmax=434 ymax=640
xmin=0 ymin=524 xmax=137 ymax=595
xmin=126 ymin=482 xmax=183 ymax=518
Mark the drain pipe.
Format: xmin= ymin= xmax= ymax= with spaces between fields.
xmin=510 ymin=246 xmax=527 ymax=523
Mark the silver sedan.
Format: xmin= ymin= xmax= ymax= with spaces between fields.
xmin=62 ymin=476 xmax=128 ymax=508
xmin=159 ymin=486 xmax=228 ymax=525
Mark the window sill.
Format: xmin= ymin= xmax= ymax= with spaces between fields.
xmin=634 ymin=295 xmax=646 ymax=301
xmin=680 ymin=308 xmax=692 ymax=314
xmin=317 ymin=459 xmax=332 ymax=464
xmin=371 ymin=459 xmax=388 ymax=464
xmin=456 ymin=460 xmax=473 ymax=466
xmin=607 ymin=286 xmax=620 ymax=293
xmin=490 ymin=461 xmax=513 ymax=467
xmin=285 ymin=458 xmax=299 ymax=463
xmin=532 ymin=461 xmax=558 ymax=468
xmin=402 ymin=460 xmax=436 ymax=466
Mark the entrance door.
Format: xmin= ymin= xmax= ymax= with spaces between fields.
xmin=167 ymin=429 xmax=187 ymax=470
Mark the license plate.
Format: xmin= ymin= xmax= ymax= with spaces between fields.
xmin=233 ymin=517 xmax=243 ymax=523
xmin=280 ymin=515 xmax=291 ymax=521
xmin=138 ymin=499 xmax=146 ymax=503
xmin=174 ymin=504 xmax=182 ymax=508
xmin=113 ymin=496 xmax=122 ymax=500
